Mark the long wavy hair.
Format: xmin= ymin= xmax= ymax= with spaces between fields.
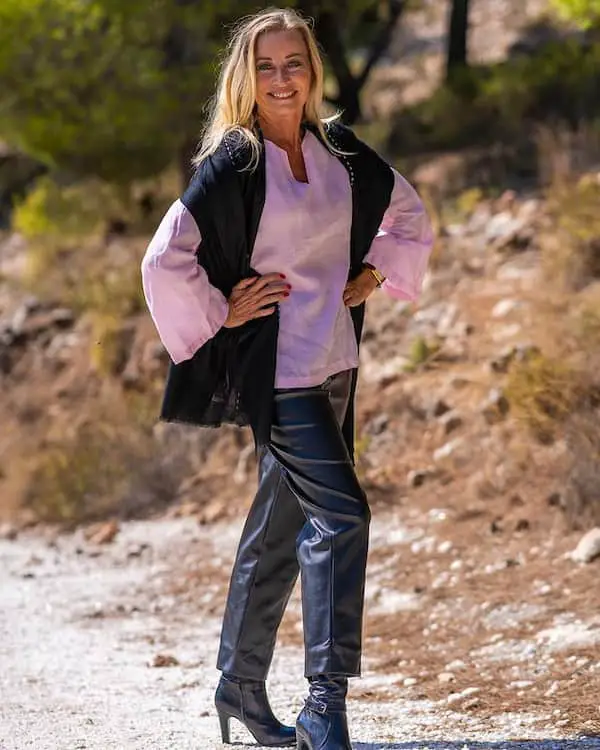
xmin=192 ymin=7 xmax=339 ymax=170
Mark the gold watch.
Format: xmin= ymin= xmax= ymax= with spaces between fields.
xmin=362 ymin=263 xmax=385 ymax=287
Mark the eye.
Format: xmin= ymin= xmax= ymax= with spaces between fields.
xmin=257 ymin=62 xmax=272 ymax=72
xmin=288 ymin=60 xmax=303 ymax=68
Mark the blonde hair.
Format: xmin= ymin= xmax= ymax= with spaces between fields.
xmin=192 ymin=7 xmax=339 ymax=170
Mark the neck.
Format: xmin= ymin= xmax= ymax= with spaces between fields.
xmin=258 ymin=111 xmax=304 ymax=152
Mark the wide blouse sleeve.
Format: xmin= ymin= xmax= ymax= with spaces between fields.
xmin=363 ymin=169 xmax=434 ymax=301
xmin=140 ymin=199 xmax=229 ymax=364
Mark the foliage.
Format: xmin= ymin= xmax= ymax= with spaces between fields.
xmin=405 ymin=335 xmax=441 ymax=371
xmin=505 ymin=351 xmax=581 ymax=443
xmin=390 ymin=39 xmax=600 ymax=156
xmin=0 ymin=0 xmax=221 ymax=182
xmin=13 ymin=176 xmax=125 ymax=243
xmin=551 ymin=0 xmax=600 ymax=27
xmin=0 ymin=0 xmax=389 ymax=182
xmin=542 ymin=176 xmax=600 ymax=290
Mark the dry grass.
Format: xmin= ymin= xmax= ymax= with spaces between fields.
xmin=24 ymin=386 xmax=188 ymax=526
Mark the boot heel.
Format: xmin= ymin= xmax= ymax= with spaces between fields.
xmin=217 ymin=711 xmax=231 ymax=744
xmin=296 ymin=727 xmax=312 ymax=750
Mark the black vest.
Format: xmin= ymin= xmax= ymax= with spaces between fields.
xmin=159 ymin=122 xmax=394 ymax=455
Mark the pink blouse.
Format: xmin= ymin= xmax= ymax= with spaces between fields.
xmin=141 ymin=130 xmax=433 ymax=388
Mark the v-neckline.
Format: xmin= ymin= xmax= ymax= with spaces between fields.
xmin=265 ymin=132 xmax=310 ymax=185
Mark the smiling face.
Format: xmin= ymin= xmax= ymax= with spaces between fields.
xmin=254 ymin=29 xmax=313 ymax=123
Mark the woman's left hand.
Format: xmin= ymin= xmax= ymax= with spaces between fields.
xmin=343 ymin=269 xmax=379 ymax=307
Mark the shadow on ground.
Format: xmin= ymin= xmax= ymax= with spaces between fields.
xmin=354 ymin=740 xmax=600 ymax=750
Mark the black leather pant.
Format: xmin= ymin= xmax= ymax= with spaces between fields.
xmin=217 ymin=369 xmax=370 ymax=680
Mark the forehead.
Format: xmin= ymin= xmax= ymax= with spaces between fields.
xmin=254 ymin=28 xmax=308 ymax=59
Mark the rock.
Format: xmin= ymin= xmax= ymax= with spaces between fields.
xmin=407 ymin=469 xmax=434 ymax=488
xmin=85 ymin=520 xmax=120 ymax=545
xmin=0 ymin=523 xmax=18 ymax=540
xmin=491 ymin=298 xmax=521 ymax=319
xmin=515 ymin=519 xmax=530 ymax=532
xmin=433 ymin=437 xmax=465 ymax=463
xmin=480 ymin=388 xmax=510 ymax=425
xmin=491 ymin=323 xmax=523 ymax=342
xmin=438 ymin=672 xmax=456 ymax=684
xmin=488 ymin=343 xmax=541 ymax=374
xmin=403 ymin=677 xmax=418 ymax=687
xmin=151 ymin=653 xmax=180 ymax=668
xmin=571 ymin=528 xmax=600 ymax=563
xmin=197 ymin=499 xmax=227 ymax=525
xmin=447 ymin=686 xmax=480 ymax=705
xmin=367 ymin=413 xmax=389 ymax=436
xmin=431 ymin=399 xmax=451 ymax=418
xmin=127 ymin=543 xmax=150 ymax=559
xmin=436 ymin=303 xmax=459 ymax=337
xmin=547 ymin=492 xmax=564 ymax=508
xmin=439 ymin=411 xmax=463 ymax=434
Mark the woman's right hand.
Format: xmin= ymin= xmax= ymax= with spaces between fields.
xmin=223 ymin=273 xmax=290 ymax=328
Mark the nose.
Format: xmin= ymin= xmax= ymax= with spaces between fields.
xmin=274 ymin=65 xmax=291 ymax=85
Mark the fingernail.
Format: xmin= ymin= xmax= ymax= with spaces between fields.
xmin=283 ymin=292 xmax=290 ymax=297
xmin=280 ymin=274 xmax=286 ymax=279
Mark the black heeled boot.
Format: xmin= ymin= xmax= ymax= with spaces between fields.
xmin=215 ymin=673 xmax=296 ymax=747
xmin=296 ymin=675 xmax=351 ymax=750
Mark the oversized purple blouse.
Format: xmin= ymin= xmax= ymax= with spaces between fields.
xmin=141 ymin=130 xmax=433 ymax=388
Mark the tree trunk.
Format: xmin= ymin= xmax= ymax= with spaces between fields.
xmin=299 ymin=0 xmax=406 ymax=125
xmin=446 ymin=0 xmax=471 ymax=81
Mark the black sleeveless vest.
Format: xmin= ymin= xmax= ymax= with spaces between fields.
xmin=159 ymin=122 xmax=394 ymax=455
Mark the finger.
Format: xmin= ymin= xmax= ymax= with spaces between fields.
xmin=253 ymin=289 xmax=289 ymax=306
xmin=234 ymin=276 xmax=259 ymax=291
xmin=249 ymin=273 xmax=287 ymax=293
xmin=252 ymin=305 xmax=277 ymax=318
xmin=253 ymin=281 xmax=290 ymax=297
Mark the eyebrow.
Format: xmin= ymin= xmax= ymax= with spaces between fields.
xmin=256 ymin=53 xmax=304 ymax=61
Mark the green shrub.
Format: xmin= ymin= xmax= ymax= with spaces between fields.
xmin=390 ymin=40 xmax=600 ymax=155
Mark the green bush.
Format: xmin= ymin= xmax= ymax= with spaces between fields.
xmin=390 ymin=40 xmax=600 ymax=155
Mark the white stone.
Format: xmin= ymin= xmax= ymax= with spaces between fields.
xmin=491 ymin=298 xmax=521 ymax=318
xmin=571 ymin=528 xmax=600 ymax=563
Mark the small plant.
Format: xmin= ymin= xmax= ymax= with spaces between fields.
xmin=543 ymin=176 xmax=600 ymax=291
xmin=505 ymin=351 xmax=581 ymax=442
xmin=455 ymin=187 xmax=484 ymax=218
xmin=405 ymin=336 xmax=441 ymax=371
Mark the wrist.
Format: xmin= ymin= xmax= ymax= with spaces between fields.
xmin=362 ymin=262 xmax=385 ymax=287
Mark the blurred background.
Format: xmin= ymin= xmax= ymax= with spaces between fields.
xmin=1 ymin=0 xmax=599 ymax=531
xmin=2 ymin=1 xmax=600 ymax=740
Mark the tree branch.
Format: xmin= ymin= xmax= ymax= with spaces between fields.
xmin=357 ymin=0 xmax=406 ymax=89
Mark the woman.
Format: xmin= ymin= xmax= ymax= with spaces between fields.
xmin=141 ymin=8 xmax=433 ymax=750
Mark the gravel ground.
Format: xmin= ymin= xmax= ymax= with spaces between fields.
xmin=1 ymin=517 xmax=599 ymax=750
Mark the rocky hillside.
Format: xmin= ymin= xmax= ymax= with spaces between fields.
xmin=1 ymin=171 xmax=599 ymax=534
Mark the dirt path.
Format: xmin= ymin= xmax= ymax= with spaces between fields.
xmin=1 ymin=515 xmax=599 ymax=750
